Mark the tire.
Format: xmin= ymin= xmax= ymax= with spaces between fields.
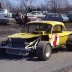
xmin=66 ymin=35 xmax=72 ymax=51
xmin=36 ymin=41 xmax=52 ymax=61
xmin=66 ymin=44 xmax=72 ymax=51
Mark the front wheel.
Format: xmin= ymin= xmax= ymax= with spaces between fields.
xmin=36 ymin=41 xmax=52 ymax=61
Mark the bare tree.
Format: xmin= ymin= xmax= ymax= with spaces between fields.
xmin=46 ymin=0 xmax=69 ymax=13
xmin=1 ymin=0 xmax=13 ymax=11
xmin=0 ymin=0 xmax=33 ymax=13
xmin=19 ymin=0 xmax=33 ymax=14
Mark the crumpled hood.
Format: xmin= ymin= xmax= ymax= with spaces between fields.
xmin=8 ymin=33 xmax=41 ymax=38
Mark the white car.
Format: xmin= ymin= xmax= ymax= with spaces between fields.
xmin=61 ymin=14 xmax=69 ymax=22
xmin=31 ymin=11 xmax=45 ymax=18
xmin=0 ymin=9 xmax=13 ymax=24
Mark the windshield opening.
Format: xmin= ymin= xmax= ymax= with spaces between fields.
xmin=21 ymin=23 xmax=52 ymax=34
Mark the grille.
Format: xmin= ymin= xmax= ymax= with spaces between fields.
xmin=11 ymin=38 xmax=25 ymax=48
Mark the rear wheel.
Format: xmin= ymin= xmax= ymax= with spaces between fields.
xmin=36 ymin=41 xmax=52 ymax=61
xmin=66 ymin=35 xmax=72 ymax=51
xmin=66 ymin=44 xmax=72 ymax=51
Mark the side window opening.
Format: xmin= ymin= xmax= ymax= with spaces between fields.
xmin=52 ymin=25 xmax=63 ymax=33
xmin=61 ymin=25 xmax=65 ymax=31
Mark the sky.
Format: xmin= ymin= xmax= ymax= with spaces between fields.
xmin=32 ymin=0 xmax=45 ymax=6
xmin=10 ymin=0 xmax=45 ymax=7
xmin=68 ymin=0 xmax=72 ymax=5
xmin=10 ymin=0 xmax=72 ymax=5
xmin=1 ymin=0 xmax=72 ymax=7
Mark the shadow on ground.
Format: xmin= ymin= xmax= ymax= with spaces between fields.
xmin=0 ymin=53 xmax=40 ymax=61
xmin=0 ymin=54 xmax=25 ymax=61
xmin=52 ymin=47 xmax=68 ymax=53
xmin=0 ymin=47 xmax=71 ymax=61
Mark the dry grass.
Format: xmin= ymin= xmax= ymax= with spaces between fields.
xmin=64 ymin=22 xmax=72 ymax=30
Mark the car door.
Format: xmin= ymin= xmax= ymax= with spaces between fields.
xmin=52 ymin=24 xmax=68 ymax=46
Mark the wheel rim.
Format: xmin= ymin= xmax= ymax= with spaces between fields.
xmin=45 ymin=45 xmax=51 ymax=57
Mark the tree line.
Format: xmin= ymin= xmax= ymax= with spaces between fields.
xmin=0 ymin=0 xmax=72 ymax=13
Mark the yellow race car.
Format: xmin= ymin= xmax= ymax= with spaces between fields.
xmin=0 ymin=21 xmax=72 ymax=61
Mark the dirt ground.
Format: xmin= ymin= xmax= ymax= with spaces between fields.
xmin=0 ymin=24 xmax=22 ymax=41
xmin=65 ymin=22 xmax=72 ymax=31
xmin=53 ymin=66 xmax=72 ymax=72
xmin=0 ymin=22 xmax=72 ymax=72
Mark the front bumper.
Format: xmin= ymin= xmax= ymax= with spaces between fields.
xmin=0 ymin=45 xmax=31 ymax=51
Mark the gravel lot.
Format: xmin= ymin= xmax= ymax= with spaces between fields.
xmin=0 ymin=23 xmax=72 ymax=72
xmin=53 ymin=66 xmax=72 ymax=72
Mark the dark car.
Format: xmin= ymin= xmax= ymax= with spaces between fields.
xmin=42 ymin=13 xmax=69 ymax=22
xmin=67 ymin=13 xmax=72 ymax=22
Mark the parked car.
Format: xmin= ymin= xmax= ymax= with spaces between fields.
xmin=0 ymin=21 xmax=72 ymax=61
xmin=67 ymin=13 xmax=72 ymax=22
xmin=27 ymin=13 xmax=41 ymax=21
xmin=61 ymin=14 xmax=69 ymax=22
xmin=28 ymin=16 xmax=41 ymax=21
xmin=0 ymin=9 xmax=13 ymax=25
xmin=27 ymin=13 xmax=33 ymax=17
xmin=31 ymin=11 xmax=45 ymax=18
xmin=42 ymin=13 xmax=69 ymax=22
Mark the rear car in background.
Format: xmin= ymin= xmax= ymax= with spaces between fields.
xmin=28 ymin=16 xmax=41 ymax=21
xmin=42 ymin=13 xmax=69 ymax=22
xmin=27 ymin=13 xmax=41 ymax=21
xmin=31 ymin=11 xmax=45 ymax=18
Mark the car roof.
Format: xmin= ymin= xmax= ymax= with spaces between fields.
xmin=28 ymin=20 xmax=64 ymax=26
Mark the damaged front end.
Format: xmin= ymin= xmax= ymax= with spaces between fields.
xmin=0 ymin=36 xmax=41 ymax=56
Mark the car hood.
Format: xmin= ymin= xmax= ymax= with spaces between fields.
xmin=8 ymin=33 xmax=42 ymax=39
